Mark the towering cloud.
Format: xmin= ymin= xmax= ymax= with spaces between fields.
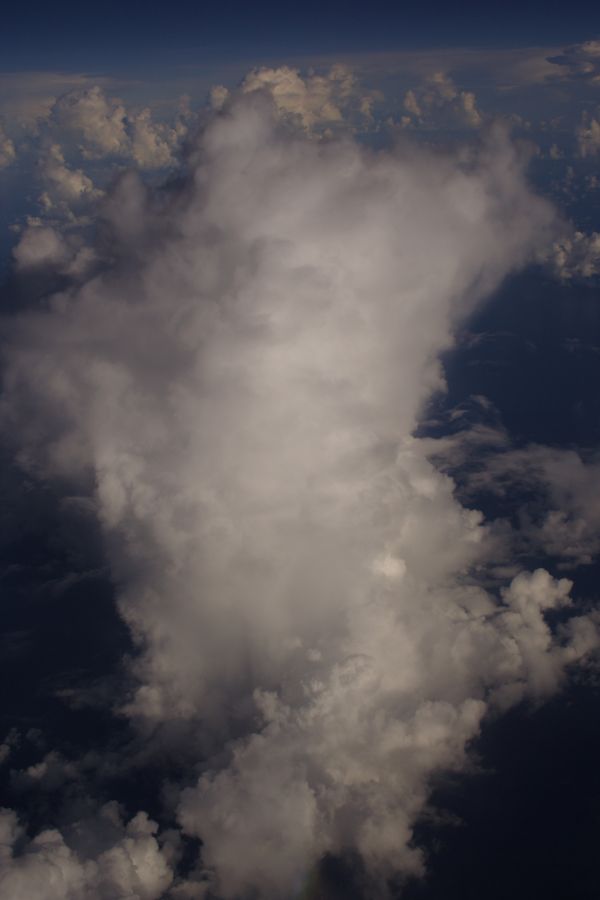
xmin=1 ymin=88 xmax=596 ymax=897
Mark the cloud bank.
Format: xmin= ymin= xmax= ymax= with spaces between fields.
xmin=2 ymin=85 xmax=597 ymax=898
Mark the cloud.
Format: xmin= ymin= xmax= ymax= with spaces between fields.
xmin=0 ymin=124 xmax=16 ymax=168
xmin=12 ymin=223 xmax=70 ymax=270
xmin=402 ymin=72 xmax=483 ymax=129
xmin=224 ymin=64 xmax=378 ymax=130
xmin=0 ymin=72 xmax=104 ymax=134
xmin=37 ymin=143 xmax=101 ymax=215
xmin=546 ymin=230 xmax=600 ymax=279
xmin=2 ymin=90 xmax=596 ymax=897
xmin=0 ymin=805 xmax=174 ymax=900
xmin=547 ymin=40 xmax=600 ymax=83
xmin=52 ymin=86 xmax=187 ymax=169
xmin=423 ymin=417 xmax=600 ymax=569
xmin=577 ymin=111 xmax=600 ymax=156
xmin=53 ymin=86 xmax=129 ymax=158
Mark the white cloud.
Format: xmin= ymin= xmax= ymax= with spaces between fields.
xmin=402 ymin=72 xmax=483 ymax=129
xmin=547 ymin=230 xmax=600 ymax=279
xmin=12 ymin=224 xmax=70 ymax=270
xmin=548 ymin=41 xmax=600 ymax=83
xmin=238 ymin=64 xmax=377 ymax=129
xmin=0 ymin=124 xmax=16 ymax=168
xmin=38 ymin=143 xmax=101 ymax=214
xmin=2 ymin=90 xmax=596 ymax=897
xmin=0 ymin=72 xmax=105 ymax=134
xmin=423 ymin=420 xmax=600 ymax=569
xmin=51 ymin=86 xmax=188 ymax=170
xmin=0 ymin=806 xmax=173 ymax=900
xmin=53 ymin=86 xmax=129 ymax=158
xmin=577 ymin=111 xmax=600 ymax=157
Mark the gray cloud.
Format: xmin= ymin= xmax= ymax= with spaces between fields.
xmin=1 ymin=88 xmax=597 ymax=897
xmin=548 ymin=40 xmax=600 ymax=83
xmin=0 ymin=804 xmax=174 ymax=899
xmin=402 ymin=72 xmax=482 ymax=129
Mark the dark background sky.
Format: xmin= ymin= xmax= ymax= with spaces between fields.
xmin=2 ymin=0 xmax=600 ymax=71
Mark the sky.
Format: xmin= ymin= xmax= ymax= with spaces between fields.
xmin=1 ymin=3 xmax=600 ymax=900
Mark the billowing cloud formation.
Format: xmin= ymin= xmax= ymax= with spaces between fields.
xmin=547 ymin=230 xmax=600 ymax=279
xmin=403 ymin=72 xmax=482 ymax=129
xmin=2 ymin=91 xmax=597 ymax=897
xmin=548 ymin=40 xmax=600 ymax=83
xmin=0 ymin=805 xmax=174 ymax=899
xmin=37 ymin=143 xmax=101 ymax=214
xmin=430 ymin=423 xmax=600 ymax=568
xmin=51 ymin=86 xmax=188 ymax=169
xmin=0 ymin=123 xmax=16 ymax=168
xmin=11 ymin=220 xmax=96 ymax=276
xmin=577 ymin=111 xmax=600 ymax=157
xmin=212 ymin=64 xmax=377 ymax=130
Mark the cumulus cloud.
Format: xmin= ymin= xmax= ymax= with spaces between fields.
xmin=53 ymin=86 xmax=129 ymax=157
xmin=216 ymin=64 xmax=379 ymax=130
xmin=546 ymin=230 xmax=600 ymax=279
xmin=44 ymin=85 xmax=191 ymax=174
xmin=0 ymin=805 xmax=174 ymax=899
xmin=577 ymin=111 xmax=600 ymax=157
xmin=12 ymin=223 xmax=70 ymax=270
xmin=0 ymin=124 xmax=16 ymax=168
xmin=423 ymin=416 xmax=600 ymax=569
xmin=402 ymin=72 xmax=483 ymax=129
xmin=548 ymin=40 xmax=600 ymax=83
xmin=37 ymin=143 xmax=101 ymax=214
xmin=2 ymin=89 xmax=596 ymax=897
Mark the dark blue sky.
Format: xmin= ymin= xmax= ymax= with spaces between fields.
xmin=2 ymin=0 xmax=599 ymax=72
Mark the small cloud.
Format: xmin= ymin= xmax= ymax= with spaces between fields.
xmin=239 ymin=64 xmax=378 ymax=130
xmin=548 ymin=40 xmax=600 ymax=83
xmin=402 ymin=72 xmax=483 ymax=130
xmin=0 ymin=123 xmax=16 ymax=168
xmin=577 ymin=111 xmax=600 ymax=157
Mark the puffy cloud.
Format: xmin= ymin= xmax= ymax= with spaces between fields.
xmin=12 ymin=223 xmax=69 ymax=270
xmin=403 ymin=72 xmax=483 ymax=129
xmin=547 ymin=41 xmax=600 ymax=83
xmin=0 ymin=806 xmax=173 ymax=900
xmin=38 ymin=143 xmax=101 ymax=214
xmin=423 ymin=420 xmax=600 ymax=569
xmin=53 ymin=86 xmax=129 ymax=157
xmin=2 ymin=91 xmax=595 ymax=897
xmin=0 ymin=124 xmax=16 ymax=168
xmin=546 ymin=230 xmax=600 ymax=279
xmin=48 ymin=85 xmax=190 ymax=171
xmin=0 ymin=72 xmax=104 ymax=134
xmin=238 ymin=64 xmax=377 ymax=129
xmin=577 ymin=111 xmax=600 ymax=157
xmin=129 ymin=108 xmax=181 ymax=169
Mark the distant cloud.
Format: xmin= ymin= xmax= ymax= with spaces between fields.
xmin=12 ymin=221 xmax=96 ymax=276
xmin=50 ymin=86 xmax=190 ymax=169
xmin=547 ymin=230 xmax=600 ymax=279
xmin=0 ymin=71 xmax=105 ymax=134
xmin=37 ymin=143 xmax=101 ymax=216
xmin=548 ymin=40 xmax=600 ymax=83
xmin=424 ymin=419 xmax=600 ymax=569
xmin=577 ymin=111 xmax=600 ymax=156
xmin=217 ymin=64 xmax=379 ymax=130
xmin=402 ymin=72 xmax=483 ymax=129
xmin=0 ymin=805 xmax=174 ymax=899
xmin=0 ymin=124 xmax=16 ymax=168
